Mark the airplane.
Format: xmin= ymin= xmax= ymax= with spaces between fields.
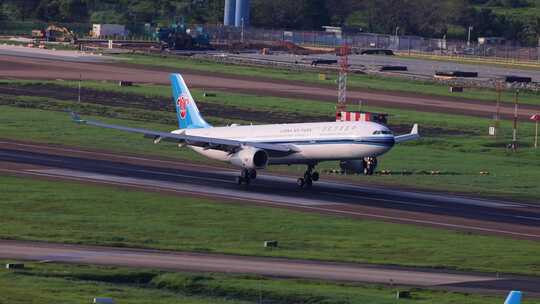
xmin=504 ymin=291 xmax=522 ymax=304
xmin=71 ymin=73 xmax=419 ymax=187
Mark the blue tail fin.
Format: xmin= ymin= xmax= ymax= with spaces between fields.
xmin=170 ymin=74 xmax=211 ymax=129
xmin=504 ymin=291 xmax=521 ymax=304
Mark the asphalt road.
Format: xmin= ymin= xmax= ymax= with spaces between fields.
xmin=1 ymin=140 xmax=540 ymax=241
xmin=1 ymin=239 xmax=540 ymax=295
xmin=0 ymin=44 xmax=114 ymax=62
xmin=235 ymin=52 xmax=540 ymax=82
xmin=1 ymin=54 xmax=539 ymax=120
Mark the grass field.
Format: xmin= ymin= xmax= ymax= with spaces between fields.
xmin=1 ymin=78 xmax=528 ymax=128
xmin=3 ymin=261 xmax=533 ymax=304
xmin=118 ymin=53 xmax=540 ymax=106
xmin=1 ymin=77 xmax=540 ymax=200
xmin=2 ymin=175 xmax=540 ymax=276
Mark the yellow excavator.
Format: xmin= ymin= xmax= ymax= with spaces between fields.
xmin=32 ymin=25 xmax=77 ymax=43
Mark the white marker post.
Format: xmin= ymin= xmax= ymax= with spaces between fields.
xmin=531 ymin=114 xmax=540 ymax=149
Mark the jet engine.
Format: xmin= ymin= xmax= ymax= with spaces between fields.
xmin=340 ymin=157 xmax=378 ymax=175
xmin=229 ymin=147 xmax=269 ymax=169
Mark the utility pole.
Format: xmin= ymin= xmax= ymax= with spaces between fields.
xmin=494 ymin=80 xmax=503 ymax=138
xmin=538 ymin=37 xmax=540 ymax=63
xmin=240 ymin=17 xmax=245 ymax=43
xmin=511 ymin=89 xmax=519 ymax=152
xmin=78 ymin=74 xmax=82 ymax=104
xmin=395 ymin=26 xmax=400 ymax=50
xmin=535 ymin=117 xmax=539 ymax=149
xmin=467 ymin=26 xmax=473 ymax=47
xmin=531 ymin=114 xmax=540 ymax=149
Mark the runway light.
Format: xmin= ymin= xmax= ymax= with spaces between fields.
xmin=396 ymin=291 xmax=411 ymax=299
xmin=5 ymin=263 xmax=24 ymax=270
xmin=264 ymin=240 xmax=278 ymax=248
xmin=93 ymin=298 xmax=115 ymax=304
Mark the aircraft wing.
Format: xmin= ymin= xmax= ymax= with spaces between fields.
xmin=394 ymin=124 xmax=420 ymax=143
xmin=71 ymin=113 xmax=298 ymax=154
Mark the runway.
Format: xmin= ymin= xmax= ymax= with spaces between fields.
xmin=1 ymin=140 xmax=540 ymax=240
xmin=1 ymin=54 xmax=539 ymax=120
xmin=3 ymin=239 xmax=540 ymax=295
xmin=0 ymin=44 xmax=115 ymax=62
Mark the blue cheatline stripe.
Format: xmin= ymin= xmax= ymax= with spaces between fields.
xmin=252 ymin=138 xmax=395 ymax=147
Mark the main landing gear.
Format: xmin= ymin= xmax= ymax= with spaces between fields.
xmin=297 ymin=164 xmax=319 ymax=188
xmin=363 ymin=157 xmax=378 ymax=176
xmin=237 ymin=168 xmax=257 ymax=185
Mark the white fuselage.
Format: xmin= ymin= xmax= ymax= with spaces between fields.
xmin=172 ymin=121 xmax=395 ymax=165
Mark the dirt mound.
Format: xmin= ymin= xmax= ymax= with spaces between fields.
xmin=273 ymin=41 xmax=331 ymax=55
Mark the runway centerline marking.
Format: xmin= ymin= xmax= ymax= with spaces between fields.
xmin=320 ymin=191 xmax=437 ymax=208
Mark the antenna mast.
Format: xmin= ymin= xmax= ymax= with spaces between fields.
xmin=337 ymin=43 xmax=350 ymax=115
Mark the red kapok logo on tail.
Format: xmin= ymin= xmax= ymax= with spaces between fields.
xmin=177 ymin=95 xmax=190 ymax=119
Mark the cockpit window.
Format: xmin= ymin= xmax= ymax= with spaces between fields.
xmin=373 ymin=130 xmax=393 ymax=135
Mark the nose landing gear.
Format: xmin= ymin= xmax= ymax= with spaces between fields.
xmin=363 ymin=157 xmax=378 ymax=176
xmin=297 ymin=164 xmax=319 ymax=188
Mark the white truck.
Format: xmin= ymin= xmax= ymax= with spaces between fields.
xmin=91 ymin=24 xmax=126 ymax=38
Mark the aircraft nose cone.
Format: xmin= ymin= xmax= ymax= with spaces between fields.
xmin=387 ymin=136 xmax=395 ymax=147
xmin=377 ymin=136 xmax=395 ymax=148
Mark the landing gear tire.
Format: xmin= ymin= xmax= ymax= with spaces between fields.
xmin=248 ymin=169 xmax=257 ymax=180
xmin=237 ymin=168 xmax=255 ymax=185
xmin=298 ymin=164 xmax=317 ymax=188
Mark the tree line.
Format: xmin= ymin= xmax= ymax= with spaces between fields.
xmin=1 ymin=0 xmax=539 ymax=45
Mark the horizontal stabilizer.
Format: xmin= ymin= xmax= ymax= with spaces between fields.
xmin=395 ymin=123 xmax=420 ymax=143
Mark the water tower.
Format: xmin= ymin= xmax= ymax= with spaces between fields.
xmin=224 ymin=0 xmax=250 ymax=27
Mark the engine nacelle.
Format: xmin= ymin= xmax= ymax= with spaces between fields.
xmin=229 ymin=147 xmax=269 ymax=169
xmin=339 ymin=160 xmax=365 ymax=174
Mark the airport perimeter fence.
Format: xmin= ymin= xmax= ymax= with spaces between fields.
xmin=1 ymin=21 xmax=539 ymax=62
xmin=205 ymin=25 xmax=540 ymax=62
